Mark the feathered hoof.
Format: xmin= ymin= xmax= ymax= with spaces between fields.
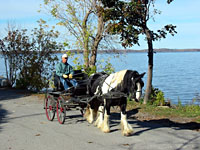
xmin=94 ymin=121 xmax=98 ymax=127
xmin=101 ymin=126 xmax=110 ymax=133
xmin=121 ymin=123 xmax=134 ymax=136
xmin=122 ymin=129 xmax=134 ymax=136
xmin=87 ymin=118 xmax=94 ymax=124
xmin=96 ymin=123 xmax=103 ymax=129
xmin=83 ymin=108 xmax=90 ymax=119
xmin=94 ymin=118 xmax=103 ymax=128
xmin=84 ymin=108 xmax=94 ymax=124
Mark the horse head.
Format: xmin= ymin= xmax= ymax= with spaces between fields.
xmin=127 ymin=71 xmax=145 ymax=101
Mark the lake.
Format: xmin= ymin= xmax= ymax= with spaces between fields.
xmin=1 ymin=52 xmax=200 ymax=105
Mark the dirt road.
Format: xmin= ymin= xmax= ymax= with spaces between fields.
xmin=0 ymin=88 xmax=199 ymax=150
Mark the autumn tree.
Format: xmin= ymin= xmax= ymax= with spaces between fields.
xmin=42 ymin=0 xmax=118 ymax=73
xmin=100 ymin=0 xmax=177 ymax=103
xmin=0 ymin=20 xmax=62 ymax=90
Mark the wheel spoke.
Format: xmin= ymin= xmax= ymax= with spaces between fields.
xmin=57 ymin=96 xmax=66 ymax=124
xmin=45 ymin=94 xmax=56 ymax=121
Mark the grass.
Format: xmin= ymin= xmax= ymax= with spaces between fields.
xmin=127 ymin=101 xmax=200 ymax=123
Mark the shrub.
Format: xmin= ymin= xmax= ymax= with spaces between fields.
xmin=1 ymin=20 xmax=62 ymax=91
xmin=150 ymin=87 xmax=165 ymax=106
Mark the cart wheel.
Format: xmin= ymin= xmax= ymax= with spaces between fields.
xmin=57 ymin=96 xmax=66 ymax=124
xmin=45 ymin=94 xmax=56 ymax=121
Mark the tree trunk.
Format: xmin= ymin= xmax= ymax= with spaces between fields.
xmin=143 ymin=28 xmax=154 ymax=104
xmin=83 ymin=45 xmax=89 ymax=70
xmin=82 ymin=10 xmax=92 ymax=71
xmin=4 ymin=56 xmax=9 ymax=81
xmin=89 ymin=10 xmax=104 ymax=69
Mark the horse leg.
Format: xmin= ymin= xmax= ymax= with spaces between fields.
xmin=85 ymin=107 xmax=95 ymax=124
xmin=84 ymin=99 xmax=99 ymax=124
xmin=94 ymin=105 xmax=104 ymax=129
xmin=84 ymin=105 xmax=92 ymax=123
xmin=120 ymin=98 xmax=133 ymax=136
xmin=101 ymin=99 xmax=111 ymax=133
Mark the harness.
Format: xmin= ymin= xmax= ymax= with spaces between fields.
xmin=86 ymin=73 xmax=108 ymax=103
xmin=94 ymin=74 xmax=109 ymax=96
xmin=96 ymin=74 xmax=128 ymax=100
xmin=89 ymin=71 xmax=143 ymax=102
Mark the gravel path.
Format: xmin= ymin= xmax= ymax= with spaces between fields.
xmin=0 ymin=88 xmax=200 ymax=150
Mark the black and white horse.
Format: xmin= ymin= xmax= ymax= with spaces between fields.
xmin=85 ymin=70 xmax=145 ymax=136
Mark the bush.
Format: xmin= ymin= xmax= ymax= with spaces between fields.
xmin=0 ymin=20 xmax=62 ymax=91
xmin=150 ymin=87 xmax=165 ymax=106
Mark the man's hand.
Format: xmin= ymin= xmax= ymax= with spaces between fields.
xmin=63 ymin=74 xmax=68 ymax=78
xmin=69 ymin=74 xmax=73 ymax=79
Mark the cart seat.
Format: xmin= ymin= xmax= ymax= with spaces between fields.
xmin=53 ymin=70 xmax=89 ymax=94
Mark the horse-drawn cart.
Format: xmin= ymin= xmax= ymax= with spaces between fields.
xmin=44 ymin=69 xmax=145 ymax=136
xmin=44 ymin=70 xmax=129 ymax=124
xmin=44 ymin=70 xmax=92 ymax=124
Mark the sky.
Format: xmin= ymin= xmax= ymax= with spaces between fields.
xmin=0 ymin=0 xmax=200 ymax=50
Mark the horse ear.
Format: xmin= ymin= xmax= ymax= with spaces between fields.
xmin=134 ymin=72 xmax=146 ymax=82
xmin=140 ymin=72 xmax=146 ymax=78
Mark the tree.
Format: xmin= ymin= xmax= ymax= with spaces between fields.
xmin=0 ymin=28 xmax=31 ymax=87
xmin=42 ymin=0 xmax=118 ymax=73
xmin=100 ymin=0 xmax=177 ymax=104
xmin=0 ymin=20 xmax=62 ymax=91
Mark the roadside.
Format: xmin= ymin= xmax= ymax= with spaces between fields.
xmin=0 ymin=88 xmax=200 ymax=150
xmin=126 ymin=101 xmax=200 ymax=133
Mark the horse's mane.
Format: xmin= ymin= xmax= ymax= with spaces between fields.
xmin=113 ymin=70 xmax=139 ymax=93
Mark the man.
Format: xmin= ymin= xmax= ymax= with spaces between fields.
xmin=56 ymin=54 xmax=77 ymax=91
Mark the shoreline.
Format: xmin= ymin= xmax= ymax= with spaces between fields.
xmin=1 ymin=48 xmax=200 ymax=54
xmin=57 ymin=48 xmax=200 ymax=54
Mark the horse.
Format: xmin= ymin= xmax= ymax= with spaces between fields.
xmin=84 ymin=70 xmax=145 ymax=136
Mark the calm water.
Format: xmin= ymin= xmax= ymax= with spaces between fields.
xmin=103 ymin=52 xmax=200 ymax=105
xmin=1 ymin=52 xmax=200 ymax=105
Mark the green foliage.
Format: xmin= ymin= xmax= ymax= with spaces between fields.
xmin=66 ymin=51 xmax=115 ymax=76
xmin=42 ymin=0 xmax=94 ymax=69
xmin=42 ymin=0 xmax=120 ymax=72
xmin=0 ymin=29 xmax=30 ymax=86
xmin=97 ymin=57 xmax=115 ymax=75
xmin=101 ymin=0 xmax=177 ymax=48
xmin=177 ymin=97 xmax=182 ymax=107
xmin=0 ymin=20 xmax=62 ymax=91
xmin=175 ymin=97 xmax=200 ymax=117
xmin=149 ymin=87 xmax=165 ymax=106
xmin=181 ymin=105 xmax=200 ymax=117
xmin=101 ymin=59 xmax=115 ymax=74
xmin=100 ymin=0 xmax=177 ymax=104
xmin=84 ymin=66 xmax=97 ymax=76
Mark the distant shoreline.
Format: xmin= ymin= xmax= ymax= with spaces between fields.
xmin=1 ymin=48 xmax=200 ymax=54
xmin=58 ymin=48 xmax=200 ymax=54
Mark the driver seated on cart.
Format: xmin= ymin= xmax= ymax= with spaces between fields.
xmin=55 ymin=54 xmax=78 ymax=91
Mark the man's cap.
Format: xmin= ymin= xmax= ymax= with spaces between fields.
xmin=62 ymin=54 xmax=68 ymax=58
